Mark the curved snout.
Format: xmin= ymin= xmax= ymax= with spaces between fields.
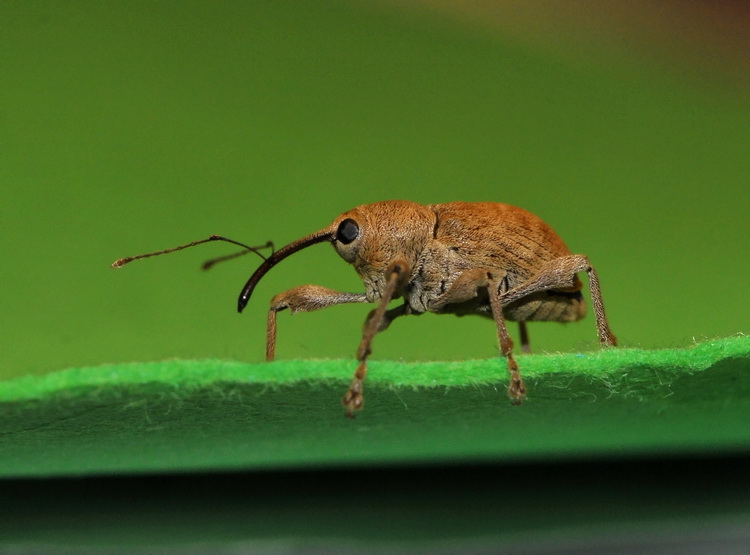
xmin=237 ymin=228 xmax=334 ymax=312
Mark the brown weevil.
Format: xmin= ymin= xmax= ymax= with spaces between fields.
xmin=113 ymin=200 xmax=617 ymax=417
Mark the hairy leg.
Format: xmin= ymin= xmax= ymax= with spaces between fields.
xmin=426 ymin=268 xmax=527 ymax=404
xmin=266 ymin=285 xmax=367 ymax=361
xmin=500 ymin=255 xmax=617 ymax=347
xmin=342 ymin=260 xmax=410 ymax=418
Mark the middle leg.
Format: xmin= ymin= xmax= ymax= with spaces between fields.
xmin=426 ymin=268 xmax=527 ymax=404
xmin=487 ymin=272 xmax=526 ymax=404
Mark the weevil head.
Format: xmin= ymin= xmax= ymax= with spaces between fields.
xmin=238 ymin=200 xmax=435 ymax=311
xmin=330 ymin=200 xmax=435 ymax=300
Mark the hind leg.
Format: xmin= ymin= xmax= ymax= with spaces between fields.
xmin=501 ymin=255 xmax=617 ymax=347
xmin=519 ymin=321 xmax=531 ymax=354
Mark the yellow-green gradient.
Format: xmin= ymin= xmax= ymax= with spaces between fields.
xmin=401 ymin=1 xmax=750 ymax=92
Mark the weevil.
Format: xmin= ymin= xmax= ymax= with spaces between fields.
xmin=112 ymin=200 xmax=617 ymax=417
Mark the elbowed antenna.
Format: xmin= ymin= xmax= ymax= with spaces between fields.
xmin=237 ymin=229 xmax=334 ymax=313
xmin=111 ymin=236 xmax=273 ymax=268
xmin=201 ymin=241 xmax=275 ymax=270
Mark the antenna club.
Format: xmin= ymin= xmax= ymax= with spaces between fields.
xmin=111 ymin=258 xmax=129 ymax=268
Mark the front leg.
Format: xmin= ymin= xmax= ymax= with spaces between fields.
xmin=267 ymin=285 xmax=367 ymax=361
xmin=343 ymin=260 xmax=410 ymax=418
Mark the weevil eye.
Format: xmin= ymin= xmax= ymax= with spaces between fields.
xmin=336 ymin=218 xmax=359 ymax=244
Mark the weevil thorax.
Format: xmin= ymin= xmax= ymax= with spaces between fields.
xmin=331 ymin=200 xmax=435 ymax=302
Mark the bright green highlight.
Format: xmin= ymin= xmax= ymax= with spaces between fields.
xmin=1 ymin=335 xmax=747 ymax=403
xmin=1 ymin=336 xmax=748 ymax=478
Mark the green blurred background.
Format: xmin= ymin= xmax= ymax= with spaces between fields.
xmin=2 ymin=1 xmax=748 ymax=381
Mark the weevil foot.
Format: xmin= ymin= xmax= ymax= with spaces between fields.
xmin=507 ymin=366 xmax=526 ymax=405
xmin=602 ymin=330 xmax=618 ymax=347
xmin=503 ymin=354 xmax=526 ymax=405
xmin=342 ymin=378 xmax=365 ymax=418
xmin=508 ymin=378 xmax=526 ymax=405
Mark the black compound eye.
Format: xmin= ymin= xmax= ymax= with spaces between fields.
xmin=336 ymin=218 xmax=359 ymax=245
